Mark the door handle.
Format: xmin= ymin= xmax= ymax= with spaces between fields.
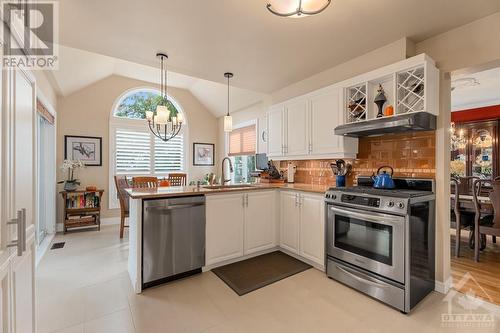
xmin=336 ymin=264 xmax=390 ymax=289
xmin=7 ymin=210 xmax=24 ymax=256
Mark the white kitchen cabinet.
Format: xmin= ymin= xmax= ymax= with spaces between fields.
xmin=285 ymin=99 xmax=309 ymax=156
xmin=267 ymin=105 xmax=284 ymax=157
xmin=280 ymin=191 xmax=325 ymax=268
xmin=279 ymin=191 xmax=300 ymax=254
xmin=244 ymin=191 xmax=276 ymax=254
xmin=309 ymin=88 xmax=357 ymax=157
xmin=206 ymin=193 xmax=245 ymax=266
xmin=266 ymin=88 xmax=357 ymax=161
xmin=299 ymin=193 xmax=325 ymax=266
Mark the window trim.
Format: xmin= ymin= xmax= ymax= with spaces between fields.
xmin=108 ymin=88 xmax=189 ymax=209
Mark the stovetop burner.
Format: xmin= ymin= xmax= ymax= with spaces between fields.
xmin=328 ymin=186 xmax=432 ymax=198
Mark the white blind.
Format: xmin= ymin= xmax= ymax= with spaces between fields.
xmin=115 ymin=129 xmax=151 ymax=174
xmin=114 ymin=128 xmax=184 ymax=175
xmin=154 ymin=135 xmax=184 ymax=173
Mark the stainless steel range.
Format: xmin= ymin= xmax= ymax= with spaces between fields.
xmin=324 ymin=177 xmax=435 ymax=313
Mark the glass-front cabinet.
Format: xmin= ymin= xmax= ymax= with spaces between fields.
xmin=450 ymin=120 xmax=498 ymax=185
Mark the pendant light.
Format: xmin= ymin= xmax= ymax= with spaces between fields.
xmin=224 ymin=72 xmax=234 ymax=133
xmin=267 ymin=0 xmax=331 ymax=18
xmin=145 ymin=52 xmax=184 ymax=142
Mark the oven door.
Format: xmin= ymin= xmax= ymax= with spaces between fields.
xmin=326 ymin=205 xmax=405 ymax=284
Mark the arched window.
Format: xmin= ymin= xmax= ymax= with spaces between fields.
xmin=109 ymin=88 xmax=187 ymax=208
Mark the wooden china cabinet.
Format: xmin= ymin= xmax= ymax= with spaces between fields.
xmin=451 ymin=119 xmax=499 ymax=192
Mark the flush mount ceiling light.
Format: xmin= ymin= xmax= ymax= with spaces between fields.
xmin=145 ymin=53 xmax=184 ymax=142
xmin=267 ymin=0 xmax=331 ymax=17
xmin=224 ymin=72 xmax=234 ymax=132
xmin=451 ymin=77 xmax=480 ymax=91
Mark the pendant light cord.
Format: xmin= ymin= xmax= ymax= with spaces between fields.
xmin=227 ymin=75 xmax=230 ymax=117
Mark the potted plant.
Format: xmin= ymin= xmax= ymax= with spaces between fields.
xmin=58 ymin=160 xmax=85 ymax=191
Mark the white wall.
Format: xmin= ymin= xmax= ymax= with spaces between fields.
xmin=57 ymin=75 xmax=218 ymax=219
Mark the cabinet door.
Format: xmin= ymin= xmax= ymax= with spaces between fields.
xmin=299 ymin=193 xmax=325 ymax=267
xmin=285 ymin=99 xmax=309 ymax=156
xmin=244 ymin=191 xmax=276 ymax=255
xmin=310 ymin=89 xmax=341 ymax=155
xmin=267 ymin=106 xmax=284 ymax=157
xmin=280 ymin=191 xmax=300 ymax=254
xmin=206 ymin=194 xmax=245 ymax=266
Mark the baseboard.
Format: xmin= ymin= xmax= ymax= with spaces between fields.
xmin=36 ymin=233 xmax=55 ymax=266
xmin=435 ymin=276 xmax=453 ymax=294
xmin=55 ymin=217 xmax=121 ymax=232
xmin=278 ymin=247 xmax=325 ymax=272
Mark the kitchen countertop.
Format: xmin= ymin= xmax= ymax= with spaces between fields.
xmin=125 ymin=183 xmax=330 ymax=199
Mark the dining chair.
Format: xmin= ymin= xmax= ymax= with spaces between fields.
xmin=132 ymin=176 xmax=159 ymax=188
xmin=114 ymin=175 xmax=130 ymax=239
xmin=167 ymin=173 xmax=187 ymax=186
xmin=472 ymin=179 xmax=500 ymax=262
xmin=450 ymin=178 xmax=476 ymax=257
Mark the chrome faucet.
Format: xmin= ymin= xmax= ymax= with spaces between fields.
xmin=221 ymin=157 xmax=234 ymax=184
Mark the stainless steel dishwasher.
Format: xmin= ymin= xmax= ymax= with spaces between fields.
xmin=142 ymin=195 xmax=205 ymax=289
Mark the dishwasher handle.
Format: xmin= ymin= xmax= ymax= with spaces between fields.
xmin=146 ymin=202 xmax=205 ymax=212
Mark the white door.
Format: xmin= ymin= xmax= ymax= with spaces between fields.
xmin=310 ymin=88 xmax=342 ymax=155
xmin=280 ymin=191 xmax=300 ymax=254
xmin=299 ymin=193 xmax=325 ymax=267
xmin=285 ymin=100 xmax=309 ymax=156
xmin=266 ymin=106 xmax=284 ymax=157
xmin=244 ymin=191 xmax=276 ymax=255
xmin=11 ymin=68 xmax=36 ymax=333
xmin=206 ymin=194 xmax=245 ymax=266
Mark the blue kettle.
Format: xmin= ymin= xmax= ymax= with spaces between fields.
xmin=372 ymin=166 xmax=395 ymax=189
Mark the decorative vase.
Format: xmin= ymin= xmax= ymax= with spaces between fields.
xmin=374 ymin=84 xmax=387 ymax=118
xmin=64 ymin=181 xmax=78 ymax=192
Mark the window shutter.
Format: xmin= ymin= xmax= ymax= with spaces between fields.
xmin=228 ymin=125 xmax=256 ymax=156
xmin=115 ymin=129 xmax=151 ymax=174
xmin=154 ymin=135 xmax=184 ymax=173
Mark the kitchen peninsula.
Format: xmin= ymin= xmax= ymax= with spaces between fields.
xmin=125 ymin=183 xmax=327 ymax=293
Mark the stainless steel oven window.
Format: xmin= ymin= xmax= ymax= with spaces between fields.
xmin=334 ymin=215 xmax=393 ymax=265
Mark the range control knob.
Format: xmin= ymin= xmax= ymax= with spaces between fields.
xmin=386 ymin=201 xmax=394 ymax=208
xmin=397 ymin=202 xmax=405 ymax=209
xmin=332 ymin=194 xmax=337 ymax=200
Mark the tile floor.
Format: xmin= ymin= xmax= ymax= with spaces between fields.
xmin=37 ymin=225 xmax=500 ymax=333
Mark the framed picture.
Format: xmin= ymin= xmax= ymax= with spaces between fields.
xmin=64 ymin=135 xmax=102 ymax=166
xmin=193 ymin=143 xmax=215 ymax=166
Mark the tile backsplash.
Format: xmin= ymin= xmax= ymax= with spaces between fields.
xmin=278 ymin=131 xmax=436 ymax=185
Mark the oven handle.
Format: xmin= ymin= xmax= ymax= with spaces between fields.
xmin=335 ymin=264 xmax=390 ymax=289
xmin=329 ymin=206 xmax=404 ymax=225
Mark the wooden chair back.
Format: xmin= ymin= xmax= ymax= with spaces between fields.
xmin=114 ymin=175 xmax=130 ymax=214
xmin=488 ymin=180 xmax=500 ymax=228
xmin=167 ymin=173 xmax=187 ymax=186
xmin=451 ymin=178 xmax=460 ymax=220
xmin=132 ymin=176 xmax=158 ymax=188
xmin=452 ymin=176 xmax=479 ymax=195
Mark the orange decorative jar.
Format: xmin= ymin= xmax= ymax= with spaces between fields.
xmin=159 ymin=180 xmax=170 ymax=187
xmin=384 ymin=105 xmax=394 ymax=116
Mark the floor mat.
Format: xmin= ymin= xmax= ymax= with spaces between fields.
xmin=212 ymin=251 xmax=311 ymax=296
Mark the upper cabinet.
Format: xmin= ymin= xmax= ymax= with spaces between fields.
xmin=342 ymin=54 xmax=439 ymax=124
xmin=267 ymin=86 xmax=358 ymax=160
xmin=266 ymin=54 xmax=438 ymax=157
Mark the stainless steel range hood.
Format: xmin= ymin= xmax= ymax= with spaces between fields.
xmin=334 ymin=112 xmax=436 ymax=138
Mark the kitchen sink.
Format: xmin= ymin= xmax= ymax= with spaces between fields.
xmin=203 ymin=184 xmax=256 ymax=190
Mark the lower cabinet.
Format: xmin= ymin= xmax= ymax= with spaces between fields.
xmin=206 ymin=190 xmax=324 ymax=269
xmin=206 ymin=191 xmax=276 ymax=266
xmin=280 ymin=191 xmax=325 ymax=267
xmin=206 ymin=193 xmax=245 ymax=266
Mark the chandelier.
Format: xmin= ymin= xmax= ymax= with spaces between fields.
xmin=145 ymin=53 xmax=184 ymax=142
xmin=450 ymin=122 xmax=467 ymax=151
xmin=267 ymin=0 xmax=331 ymax=17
